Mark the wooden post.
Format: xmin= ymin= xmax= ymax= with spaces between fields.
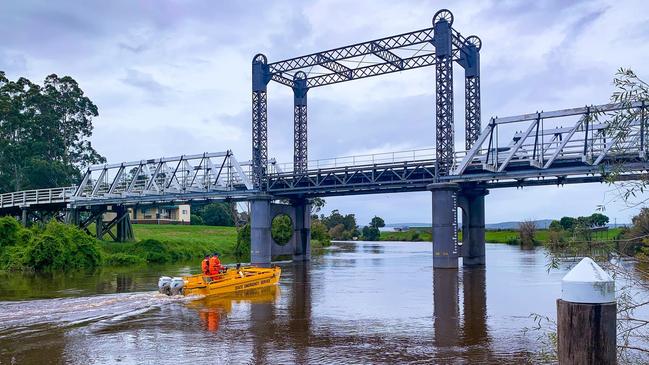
xmin=557 ymin=257 xmax=616 ymax=365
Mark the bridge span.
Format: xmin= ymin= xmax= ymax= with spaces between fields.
xmin=2 ymin=10 xmax=648 ymax=270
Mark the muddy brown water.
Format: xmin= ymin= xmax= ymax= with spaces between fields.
xmin=0 ymin=242 xmax=638 ymax=364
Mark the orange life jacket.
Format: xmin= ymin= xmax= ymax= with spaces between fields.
xmin=201 ymin=259 xmax=209 ymax=274
xmin=209 ymin=256 xmax=221 ymax=275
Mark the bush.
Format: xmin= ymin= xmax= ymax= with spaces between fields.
xmin=518 ymin=220 xmax=537 ymax=248
xmin=271 ymin=214 xmax=293 ymax=245
xmin=130 ymin=239 xmax=172 ymax=263
xmin=199 ymin=203 xmax=234 ymax=226
xmin=235 ymin=224 xmax=251 ymax=257
xmin=361 ymin=226 xmax=380 ymax=241
xmin=104 ymin=253 xmax=145 ymax=266
xmin=24 ymin=221 xmax=102 ymax=271
xmin=190 ymin=214 xmax=204 ymax=226
xmin=0 ymin=216 xmax=28 ymax=248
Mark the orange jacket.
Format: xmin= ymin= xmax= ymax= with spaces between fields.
xmin=209 ymin=256 xmax=221 ymax=275
xmin=201 ymin=259 xmax=209 ymax=274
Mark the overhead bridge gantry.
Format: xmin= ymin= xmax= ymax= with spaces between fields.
xmin=252 ymin=9 xmax=481 ymax=188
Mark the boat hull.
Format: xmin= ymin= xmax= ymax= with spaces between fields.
xmin=182 ymin=266 xmax=281 ymax=297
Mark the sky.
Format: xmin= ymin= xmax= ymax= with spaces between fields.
xmin=1 ymin=0 xmax=648 ymax=225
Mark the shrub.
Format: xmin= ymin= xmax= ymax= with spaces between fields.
xmin=104 ymin=253 xmax=145 ymax=266
xmin=190 ymin=214 xmax=204 ymax=226
xmin=518 ymin=220 xmax=537 ymax=248
xmin=271 ymin=214 xmax=293 ymax=245
xmin=131 ymin=239 xmax=171 ymax=263
xmin=0 ymin=216 xmax=25 ymax=248
xmin=24 ymin=221 xmax=102 ymax=271
xmin=235 ymin=224 xmax=251 ymax=257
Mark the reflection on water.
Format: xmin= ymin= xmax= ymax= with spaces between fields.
xmin=2 ymin=242 xmax=636 ymax=364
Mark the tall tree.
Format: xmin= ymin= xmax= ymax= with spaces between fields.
xmin=0 ymin=72 xmax=104 ymax=192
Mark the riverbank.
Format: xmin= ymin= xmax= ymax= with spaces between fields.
xmin=101 ymin=224 xmax=239 ymax=266
xmin=380 ymin=227 xmax=623 ymax=244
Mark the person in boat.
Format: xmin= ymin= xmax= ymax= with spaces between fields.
xmin=209 ymin=253 xmax=222 ymax=276
xmin=201 ymin=255 xmax=210 ymax=276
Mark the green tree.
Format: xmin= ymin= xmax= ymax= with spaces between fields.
xmin=362 ymin=226 xmax=380 ymax=241
xmin=311 ymin=219 xmax=330 ymax=246
xmin=199 ymin=202 xmax=234 ymax=226
xmin=370 ymin=216 xmax=385 ymax=229
xmin=559 ymin=216 xmax=577 ymax=231
xmin=235 ymin=224 xmax=251 ymax=257
xmin=271 ymin=214 xmax=292 ymax=245
xmin=0 ymin=73 xmax=104 ymax=192
xmin=311 ymin=197 xmax=325 ymax=214
xmin=589 ymin=213 xmax=609 ymax=227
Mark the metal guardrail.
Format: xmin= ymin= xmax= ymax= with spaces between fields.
xmin=269 ymin=148 xmax=467 ymax=174
xmin=0 ymin=187 xmax=76 ymax=209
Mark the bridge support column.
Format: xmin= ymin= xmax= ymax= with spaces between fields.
xmin=293 ymin=72 xmax=309 ymax=175
xmin=115 ymin=206 xmax=134 ymax=242
xmin=292 ymin=199 xmax=311 ymax=262
xmin=95 ymin=212 xmax=104 ymax=240
xmin=459 ymin=188 xmax=488 ymax=267
xmin=251 ymin=196 xmax=272 ymax=267
xmin=428 ymin=183 xmax=459 ymax=269
xmin=65 ymin=208 xmax=80 ymax=226
xmin=21 ymin=208 xmax=28 ymax=226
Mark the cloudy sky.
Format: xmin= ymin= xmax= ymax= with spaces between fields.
xmin=1 ymin=0 xmax=648 ymax=225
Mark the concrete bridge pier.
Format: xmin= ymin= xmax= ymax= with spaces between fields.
xmin=292 ymin=199 xmax=311 ymax=262
xmin=251 ymin=196 xmax=312 ymax=267
xmin=428 ymin=183 xmax=460 ymax=269
xmin=458 ymin=188 xmax=488 ymax=267
xmin=251 ymin=196 xmax=272 ymax=267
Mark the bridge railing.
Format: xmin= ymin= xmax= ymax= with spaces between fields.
xmin=0 ymin=186 xmax=76 ymax=209
xmin=73 ymin=151 xmax=255 ymax=201
xmin=268 ymin=148 xmax=467 ymax=174
xmin=454 ymin=101 xmax=648 ymax=175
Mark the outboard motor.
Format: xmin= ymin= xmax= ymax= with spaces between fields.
xmin=170 ymin=277 xmax=184 ymax=296
xmin=158 ymin=276 xmax=172 ymax=295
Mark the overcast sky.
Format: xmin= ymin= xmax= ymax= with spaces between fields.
xmin=1 ymin=0 xmax=648 ymax=225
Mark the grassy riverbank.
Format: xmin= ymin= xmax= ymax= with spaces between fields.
xmin=379 ymin=227 xmax=623 ymax=244
xmin=101 ymin=224 xmax=239 ymax=266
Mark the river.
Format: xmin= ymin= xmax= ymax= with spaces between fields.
xmin=0 ymin=242 xmax=636 ymax=364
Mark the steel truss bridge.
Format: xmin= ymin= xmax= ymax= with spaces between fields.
xmin=2 ymin=99 xmax=647 ymax=211
xmin=1 ymin=10 xmax=647 ymax=256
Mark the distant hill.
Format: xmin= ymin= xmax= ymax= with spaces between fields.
xmin=485 ymin=219 xmax=553 ymax=230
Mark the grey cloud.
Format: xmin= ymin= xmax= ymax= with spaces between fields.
xmin=120 ymin=69 xmax=172 ymax=103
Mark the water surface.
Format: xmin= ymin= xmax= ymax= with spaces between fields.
xmin=0 ymin=242 xmax=604 ymax=364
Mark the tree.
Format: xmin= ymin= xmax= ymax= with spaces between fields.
xmin=199 ymin=202 xmax=234 ymax=226
xmin=328 ymin=224 xmax=345 ymax=240
xmin=0 ymin=73 xmax=105 ymax=192
xmin=549 ymin=220 xmax=563 ymax=231
xmin=589 ymin=213 xmax=609 ymax=228
xmin=518 ymin=220 xmax=537 ymax=248
xmin=362 ymin=226 xmax=380 ymax=241
xmin=559 ymin=216 xmax=577 ymax=231
xmin=311 ymin=219 xmax=330 ymax=245
xmin=370 ymin=216 xmax=385 ymax=229
xmin=271 ymin=214 xmax=292 ymax=245
xmin=311 ymin=197 xmax=325 ymax=214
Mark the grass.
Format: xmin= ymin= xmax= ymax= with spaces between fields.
xmin=100 ymin=224 xmax=239 ymax=265
xmin=131 ymin=224 xmax=238 ymax=249
xmin=379 ymin=227 xmax=624 ymax=244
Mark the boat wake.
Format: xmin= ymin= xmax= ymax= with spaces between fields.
xmin=0 ymin=292 xmax=202 ymax=339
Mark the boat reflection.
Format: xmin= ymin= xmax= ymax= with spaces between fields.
xmin=186 ymin=285 xmax=280 ymax=333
